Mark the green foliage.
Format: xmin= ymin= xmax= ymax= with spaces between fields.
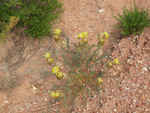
xmin=0 ymin=0 xmax=63 ymax=39
xmin=0 ymin=0 xmax=20 ymax=25
xmin=113 ymin=1 xmax=150 ymax=36
xmin=0 ymin=16 xmax=19 ymax=43
xmin=19 ymin=0 xmax=63 ymax=39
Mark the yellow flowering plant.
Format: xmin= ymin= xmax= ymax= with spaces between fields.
xmin=53 ymin=29 xmax=62 ymax=42
xmin=44 ymin=29 xmax=119 ymax=112
xmin=114 ymin=58 xmax=119 ymax=65
xmin=50 ymin=90 xmax=62 ymax=98
xmin=54 ymin=29 xmax=61 ymax=35
xmin=107 ymin=61 xmax=113 ymax=67
xmin=47 ymin=58 xmax=54 ymax=64
xmin=56 ymin=72 xmax=64 ymax=78
xmin=77 ymin=32 xmax=89 ymax=50
xmin=43 ymin=52 xmax=54 ymax=65
xmin=106 ymin=58 xmax=120 ymax=68
xmin=44 ymin=52 xmax=51 ymax=59
xmin=52 ymin=66 xmax=59 ymax=74
xmin=98 ymin=32 xmax=109 ymax=47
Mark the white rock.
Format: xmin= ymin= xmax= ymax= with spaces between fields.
xmin=133 ymin=99 xmax=136 ymax=102
xmin=139 ymin=90 xmax=142 ymax=92
xmin=142 ymin=67 xmax=147 ymax=71
xmin=113 ymin=109 xmax=117 ymax=112
xmin=4 ymin=100 xmax=9 ymax=104
xmin=99 ymin=9 xmax=105 ymax=13
xmin=145 ymin=109 xmax=149 ymax=111
xmin=137 ymin=60 xmax=142 ymax=63
xmin=33 ymin=102 xmax=36 ymax=104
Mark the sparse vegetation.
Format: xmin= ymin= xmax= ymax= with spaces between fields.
xmin=43 ymin=29 xmax=119 ymax=112
xmin=114 ymin=1 xmax=150 ymax=37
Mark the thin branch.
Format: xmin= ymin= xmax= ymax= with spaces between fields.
xmin=30 ymin=100 xmax=63 ymax=112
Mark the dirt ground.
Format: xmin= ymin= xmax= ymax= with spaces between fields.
xmin=0 ymin=0 xmax=150 ymax=113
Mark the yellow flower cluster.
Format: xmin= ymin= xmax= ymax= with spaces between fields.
xmin=108 ymin=61 xmax=113 ymax=67
xmin=52 ymin=66 xmax=64 ymax=79
xmin=107 ymin=58 xmax=119 ymax=67
xmin=44 ymin=52 xmax=51 ymax=59
xmin=52 ymin=66 xmax=59 ymax=74
xmin=98 ymin=32 xmax=109 ymax=46
xmin=57 ymin=72 xmax=64 ymax=78
xmin=53 ymin=29 xmax=61 ymax=42
xmin=43 ymin=52 xmax=64 ymax=79
xmin=97 ymin=77 xmax=103 ymax=84
xmin=44 ymin=52 xmax=53 ymax=64
xmin=114 ymin=58 xmax=119 ymax=65
xmin=77 ymin=32 xmax=88 ymax=50
xmin=54 ymin=29 xmax=61 ymax=35
xmin=77 ymin=32 xmax=88 ymax=39
xmin=103 ymin=32 xmax=109 ymax=39
xmin=50 ymin=90 xmax=62 ymax=98
xmin=97 ymin=77 xmax=103 ymax=87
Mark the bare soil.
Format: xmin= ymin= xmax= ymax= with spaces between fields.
xmin=0 ymin=0 xmax=150 ymax=113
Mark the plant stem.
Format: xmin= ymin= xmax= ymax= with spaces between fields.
xmin=30 ymin=99 xmax=63 ymax=112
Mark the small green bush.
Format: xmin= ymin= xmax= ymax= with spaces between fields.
xmin=114 ymin=1 xmax=150 ymax=36
xmin=0 ymin=0 xmax=63 ymax=39
xmin=19 ymin=0 xmax=63 ymax=39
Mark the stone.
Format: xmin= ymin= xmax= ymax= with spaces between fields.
xmin=142 ymin=67 xmax=147 ymax=72
xmin=99 ymin=9 xmax=105 ymax=13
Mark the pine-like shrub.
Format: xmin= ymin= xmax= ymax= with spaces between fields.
xmin=114 ymin=1 xmax=150 ymax=36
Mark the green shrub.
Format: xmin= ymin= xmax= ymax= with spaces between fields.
xmin=0 ymin=0 xmax=63 ymax=39
xmin=0 ymin=0 xmax=20 ymax=23
xmin=113 ymin=1 xmax=150 ymax=36
xmin=19 ymin=0 xmax=63 ymax=39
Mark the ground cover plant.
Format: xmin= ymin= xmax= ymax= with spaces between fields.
xmin=0 ymin=0 xmax=63 ymax=40
xmin=43 ymin=29 xmax=119 ymax=112
xmin=114 ymin=1 xmax=150 ymax=37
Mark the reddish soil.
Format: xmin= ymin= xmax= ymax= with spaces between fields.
xmin=0 ymin=0 xmax=150 ymax=113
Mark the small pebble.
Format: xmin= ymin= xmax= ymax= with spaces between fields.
xmin=99 ymin=9 xmax=105 ymax=13
xmin=137 ymin=60 xmax=142 ymax=63
xmin=4 ymin=100 xmax=9 ymax=104
xmin=33 ymin=102 xmax=36 ymax=105
xmin=133 ymin=99 xmax=136 ymax=102
xmin=142 ymin=67 xmax=147 ymax=71
xmin=113 ymin=109 xmax=117 ymax=112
